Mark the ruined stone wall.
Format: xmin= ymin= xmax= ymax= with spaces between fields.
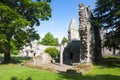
xmin=62 ymin=40 xmax=81 ymax=64
xmin=79 ymin=3 xmax=94 ymax=63
xmin=19 ymin=41 xmax=59 ymax=57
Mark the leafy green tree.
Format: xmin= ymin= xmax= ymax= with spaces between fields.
xmin=40 ymin=32 xmax=59 ymax=46
xmin=94 ymin=0 xmax=120 ymax=50
xmin=45 ymin=47 xmax=59 ymax=59
xmin=0 ymin=0 xmax=51 ymax=62
xmin=26 ymin=27 xmax=40 ymax=47
xmin=61 ymin=37 xmax=68 ymax=44
xmin=54 ymin=38 xmax=59 ymax=46
xmin=0 ymin=4 xmax=29 ymax=62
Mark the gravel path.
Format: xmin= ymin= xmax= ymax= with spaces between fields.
xmin=38 ymin=63 xmax=73 ymax=72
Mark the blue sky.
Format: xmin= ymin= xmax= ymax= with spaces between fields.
xmin=35 ymin=0 xmax=96 ymax=43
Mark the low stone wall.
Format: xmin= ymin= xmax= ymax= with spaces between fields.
xmin=18 ymin=42 xmax=59 ymax=57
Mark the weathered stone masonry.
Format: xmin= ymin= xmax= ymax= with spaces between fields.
xmin=79 ymin=3 xmax=94 ymax=63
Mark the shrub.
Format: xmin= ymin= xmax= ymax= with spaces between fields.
xmin=44 ymin=47 xmax=59 ymax=59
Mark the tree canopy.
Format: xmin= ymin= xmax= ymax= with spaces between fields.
xmin=0 ymin=0 xmax=52 ymax=62
xmin=61 ymin=37 xmax=68 ymax=45
xmin=40 ymin=32 xmax=59 ymax=46
xmin=94 ymin=0 xmax=120 ymax=49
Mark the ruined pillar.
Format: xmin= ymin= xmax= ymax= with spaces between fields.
xmin=60 ymin=44 xmax=64 ymax=65
xmin=79 ymin=3 xmax=94 ymax=63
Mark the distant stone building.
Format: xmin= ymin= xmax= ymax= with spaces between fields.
xmin=100 ymin=28 xmax=120 ymax=56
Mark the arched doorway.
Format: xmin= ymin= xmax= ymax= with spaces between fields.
xmin=70 ymin=52 xmax=73 ymax=60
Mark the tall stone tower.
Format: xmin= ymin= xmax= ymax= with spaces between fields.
xmin=79 ymin=3 xmax=94 ymax=63
xmin=68 ymin=18 xmax=80 ymax=41
xmin=62 ymin=18 xmax=81 ymax=64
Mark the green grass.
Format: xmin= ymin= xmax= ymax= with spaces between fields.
xmin=0 ymin=54 xmax=31 ymax=64
xmin=0 ymin=56 xmax=120 ymax=80
xmin=0 ymin=64 xmax=80 ymax=80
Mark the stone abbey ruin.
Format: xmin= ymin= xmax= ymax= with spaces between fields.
xmin=60 ymin=3 xmax=94 ymax=64
xmin=60 ymin=3 xmax=120 ymax=65
xmin=19 ymin=3 xmax=120 ymax=65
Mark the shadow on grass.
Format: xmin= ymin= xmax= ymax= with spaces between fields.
xmin=11 ymin=76 xmax=32 ymax=80
xmin=58 ymin=56 xmax=120 ymax=80
xmin=0 ymin=56 xmax=31 ymax=64
xmin=59 ymin=74 xmax=120 ymax=80
xmin=11 ymin=56 xmax=31 ymax=64
xmin=96 ymin=56 xmax=120 ymax=68
xmin=10 ymin=74 xmax=120 ymax=80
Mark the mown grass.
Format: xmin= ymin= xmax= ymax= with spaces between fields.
xmin=0 ymin=64 xmax=85 ymax=80
xmin=0 ymin=56 xmax=120 ymax=80
xmin=0 ymin=54 xmax=31 ymax=64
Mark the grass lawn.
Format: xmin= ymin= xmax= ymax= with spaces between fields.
xmin=0 ymin=56 xmax=120 ymax=80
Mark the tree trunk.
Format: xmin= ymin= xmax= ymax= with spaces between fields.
xmin=4 ymin=50 xmax=11 ymax=62
xmin=113 ymin=47 xmax=116 ymax=56
xmin=4 ymin=39 xmax=11 ymax=63
xmin=93 ymin=25 xmax=102 ymax=63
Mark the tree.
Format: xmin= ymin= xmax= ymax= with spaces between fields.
xmin=40 ymin=32 xmax=59 ymax=46
xmin=0 ymin=4 xmax=29 ymax=62
xmin=26 ymin=27 xmax=40 ymax=47
xmin=91 ymin=17 xmax=102 ymax=63
xmin=45 ymin=47 xmax=59 ymax=59
xmin=0 ymin=0 xmax=51 ymax=62
xmin=94 ymin=0 xmax=120 ymax=50
xmin=61 ymin=37 xmax=68 ymax=45
xmin=54 ymin=38 xmax=59 ymax=46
